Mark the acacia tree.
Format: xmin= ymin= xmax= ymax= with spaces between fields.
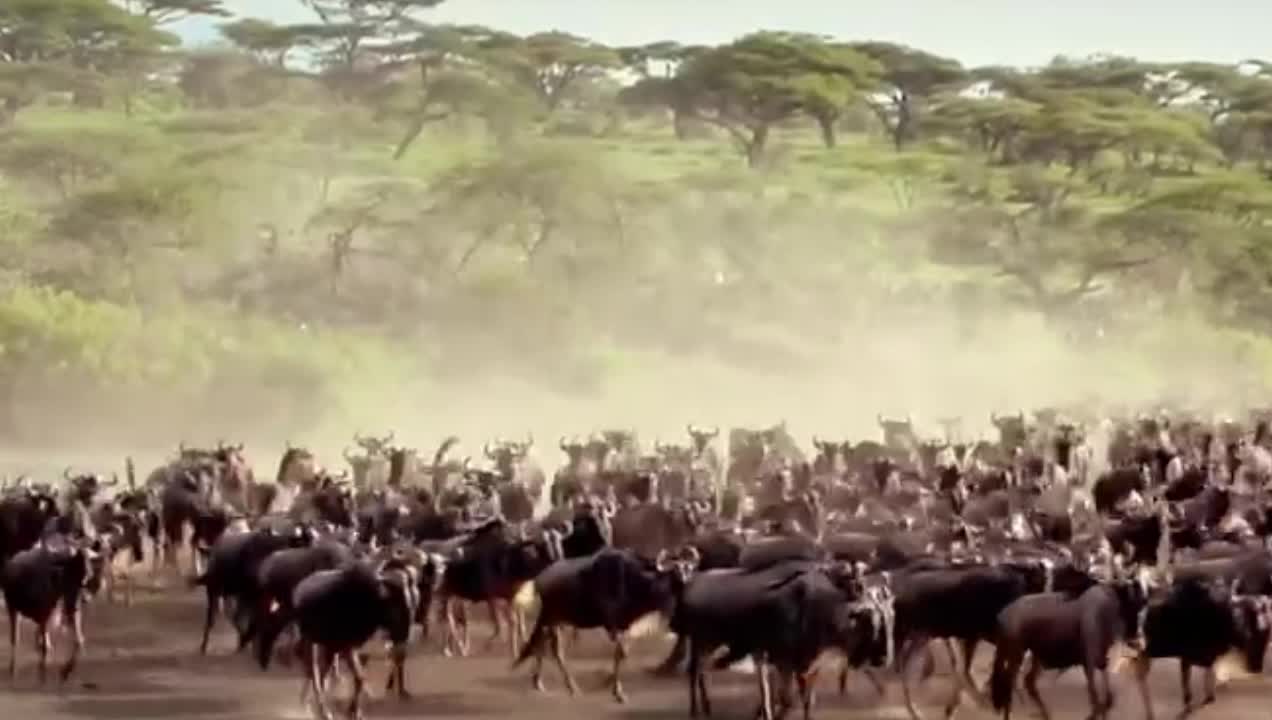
xmin=616 ymin=41 xmax=704 ymax=139
xmin=849 ymin=42 xmax=967 ymax=150
xmin=675 ymin=32 xmax=878 ymax=167
xmin=479 ymin=31 xmax=621 ymax=114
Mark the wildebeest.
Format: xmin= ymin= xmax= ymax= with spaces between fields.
xmin=2 ymin=535 xmax=107 ymax=683
xmin=1131 ymin=577 xmax=1272 ymax=719
xmin=192 ymin=520 xmax=315 ymax=654
xmin=256 ymin=554 xmax=421 ymax=719
xmin=988 ymin=569 xmax=1155 ymax=720
xmin=514 ymin=546 xmax=700 ymax=702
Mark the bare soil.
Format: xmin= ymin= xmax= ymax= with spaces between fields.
xmin=1 ymin=574 xmax=1267 ymax=720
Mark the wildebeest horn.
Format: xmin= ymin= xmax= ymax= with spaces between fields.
xmin=683 ymin=545 xmax=701 ymax=567
xmin=524 ymin=433 xmax=534 ymax=449
xmin=63 ymin=466 xmax=74 ymax=481
xmin=353 ymin=430 xmax=368 ymax=445
xmin=687 ymin=424 xmax=695 ymax=436
xmin=812 ymin=435 xmax=821 ymax=448
xmin=655 ymin=549 xmax=670 ymax=572
xmin=483 ymin=442 xmax=495 ymax=459
xmin=877 ymin=414 xmax=885 ymax=426
xmin=104 ymin=473 xmax=119 ymax=487
xmin=462 ymin=457 xmax=472 ymax=470
xmin=708 ymin=426 xmax=718 ymax=437
xmin=385 ymin=431 xmax=395 ymax=444
xmin=990 ymin=412 xmax=999 ymax=424
xmin=560 ymin=436 xmax=569 ymax=452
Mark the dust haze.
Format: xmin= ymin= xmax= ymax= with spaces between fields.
xmin=5 ymin=181 xmax=1262 ymax=480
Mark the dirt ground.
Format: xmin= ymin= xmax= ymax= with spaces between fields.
xmin=2 ymin=575 xmax=1269 ymax=720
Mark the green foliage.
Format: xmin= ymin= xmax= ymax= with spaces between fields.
xmin=6 ymin=8 xmax=1272 ymax=440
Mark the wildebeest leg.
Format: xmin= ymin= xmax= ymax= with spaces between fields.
xmin=1200 ymin=666 xmax=1216 ymax=706
xmin=549 ymin=626 xmax=579 ymax=695
xmin=485 ymin=599 xmax=502 ymax=646
xmin=655 ymin=634 xmax=686 ymax=676
xmin=1176 ymin=661 xmax=1192 ymax=714
xmin=441 ymin=597 xmax=462 ymax=657
xmin=958 ymin=638 xmax=989 ymax=705
xmin=198 ymin=590 xmax=220 ymax=655
xmin=59 ymin=605 xmax=83 ymax=683
xmin=8 ymin=608 xmax=18 ymax=681
xmin=941 ymin=638 xmax=965 ymax=719
xmin=688 ymin=639 xmax=709 ymax=718
xmin=1081 ymin=663 xmax=1101 ymax=720
xmin=36 ymin=624 xmax=49 ymax=685
xmin=796 ymin=670 xmax=816 ymax=720
xmin=899 ymin=636 xmax=929 ymax=720
xmin=1022 ymin=654 xmax=1051 ymax=720
xmin=343 ymin=649 xmax=366 ymax=720
xmin=307 ymin=644 xmax=335 ymax=720
xmin=755 ymin=655 xmax=775 ymax=720
xmin=607 ymin=629 xmax=628 ymax=703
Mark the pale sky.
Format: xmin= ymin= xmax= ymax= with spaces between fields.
xmin=176 ymin=1 xmax=1272 ymax=68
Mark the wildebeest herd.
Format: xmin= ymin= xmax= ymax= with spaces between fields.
xmin=5 ymin=410 xmax=1272 ymax=720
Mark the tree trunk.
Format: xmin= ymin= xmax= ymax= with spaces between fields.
xmin=745 ymin=125 xmax=770 ymax=169
xmin=814 ymin=112 xmax=837 ymax=149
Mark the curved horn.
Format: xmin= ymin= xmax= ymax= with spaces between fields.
xmin=63 ymin=466 xmax=74 ymax=481
xmin=990 ymin=412 xmax=999 ymax=425
xmin=708 ymin=426 xmax=718 ymax=437
xmin=179 ymin=441 xmax=188 ymax=454
xmin=812 ymin=435 xmax=821 ymax=449
xmin=877 ymin=413 xmax=885 ymax=427
xmin=343 ymin=446 xmax=356 ymax=462
xmin=484 ymin=442 xmax=495 ymax=460
xmin=560 ymin=436 xmax=569 ymax=452
xmin=353 ymin=430 xmax=367 ymax=445
xmin=104 ymin=472 xmax=119 ymax=487
xmin=687 ymin=424 xmax=695 ymax=437
xmin=384 ymin=430 xmax=395 ymax=445
xmin=524 ymin=432 xmax=534 ymax=449
xmin=462 ymin=457 xmax=472 ymax=470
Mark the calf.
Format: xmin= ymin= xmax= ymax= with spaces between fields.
xmin=988 ymin=573 xmax=1154 ymax=720
xmin=513 ymin=546 xmax=699 ymax=702
xmin=1132 ymin=578 xmax=1272 ymax=719
xmin=257 ymin=557 xmax=420 ymax=719
xmin=2 ymin=535 xmax=106 ymax=683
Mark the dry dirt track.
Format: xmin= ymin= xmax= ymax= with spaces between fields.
xmin=2 ymin=580 xmax=1272 ymax=720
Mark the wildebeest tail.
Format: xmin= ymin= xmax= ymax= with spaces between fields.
xmin=254 ymin=606 xmax=293 ymax=671
xmin=989 ymin=643 xmax=1023 ymax=711
xmin=512 ymin=615 xmax=548 ymax=669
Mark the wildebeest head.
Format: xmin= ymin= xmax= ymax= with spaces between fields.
xmin=811 ymin=436 xmax=841 ymax=471
xmin=877 ymin=414 xmax=916 ymax=453
xmin=990 ymin=412 xmax=1028 ymax=451
xmin=654 ymin=545 xmax=701 ymax=586
xmin=687 ymin=425 xmax=719 ymax=455
xmin=353 ymin=431 xmax=395 ymax=457
xmin=602 ymin=429 xmax=635 ymax=457
xmin=653 ymin=441 xmax=692 ymax=470
xmin=275 ymin=445 xmax=316 ymax=487
xmin=314 ymin=471 xmax=356 ymax=526
xmin=374 ymin=556 xmax=421 ymax=650
xmin=212 ymin=442 xmax=250 ymax=491
xmin=63 ymin=468 xmax=117 ymax=506
xmin=559 ymin=436 xmax=587 ymax=467
xmin=484 ymin=434 xmax=533 ymax=476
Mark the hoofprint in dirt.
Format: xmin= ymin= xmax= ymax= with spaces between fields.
xmin=1 ymin=587 xmax=1270 ymax=720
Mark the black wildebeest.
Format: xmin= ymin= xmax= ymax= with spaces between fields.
xmin=1131 ymin=577 xmax=1272 ymax=719
xmin=514 ymin=545 xmax=701 ymax=703
xmin=192 ymin=520 xmax=315 ymax=654
xmin=988 ymin=569 xmax=1156 ymax=720
xmin=256 ymin=555 xmax=420 ymax=720
xmin=3 ymin=535 xmax=107 ymax=683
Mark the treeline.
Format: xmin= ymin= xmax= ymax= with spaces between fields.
xmin=2 ymin=0 xmax=1272 ymax=443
